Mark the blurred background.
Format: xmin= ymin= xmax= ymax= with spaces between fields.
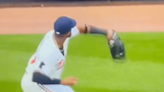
xmin=0 ymin=0 xmax=164 ymax=7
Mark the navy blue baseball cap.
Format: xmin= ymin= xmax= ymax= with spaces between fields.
xmin=54 ymin=16 xmax=77 ymax=35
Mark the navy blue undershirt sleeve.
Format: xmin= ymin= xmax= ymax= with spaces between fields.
xmin=32 ymin=71 xmax=61 ymax=84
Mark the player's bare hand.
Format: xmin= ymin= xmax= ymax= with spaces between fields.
xmin=61 ymin=77 xmax=77 ymax=86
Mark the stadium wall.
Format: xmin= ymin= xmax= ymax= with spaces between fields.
xmin=0 ymin=0 xmax=164 ymax=8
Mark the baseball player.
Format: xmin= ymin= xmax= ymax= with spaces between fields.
xmin=21 ymin=16 xmax=125 ymax=92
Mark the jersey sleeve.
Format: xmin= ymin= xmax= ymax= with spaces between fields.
xmin=70 ymin=26 xmax=80 ymax=38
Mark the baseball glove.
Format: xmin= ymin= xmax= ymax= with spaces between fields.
xmin=109 ymin=31 xmax=126 ymax=60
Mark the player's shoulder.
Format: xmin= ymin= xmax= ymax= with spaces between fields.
xmin=41 ymin=30 xmax=55 ymax=42
xmin=37 ymin=29 xmax=58 ymax=53
xmin=44 ymin=30 xmax=54 ymax=37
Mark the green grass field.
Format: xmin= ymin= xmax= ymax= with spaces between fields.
xmin=0 ymin=33 xmax=164 ymax=92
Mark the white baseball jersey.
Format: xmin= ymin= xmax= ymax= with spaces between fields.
xmin=25 ymin=26 xmax=79 ymax=79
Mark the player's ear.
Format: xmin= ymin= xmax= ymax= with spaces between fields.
xmin=67 ymin=31 xmax=71 ymax=37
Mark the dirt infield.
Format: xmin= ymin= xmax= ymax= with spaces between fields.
xmin=0 ymin=4 xmax=164 ymax=34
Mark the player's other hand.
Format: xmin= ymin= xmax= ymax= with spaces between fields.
xmin=61 ymin=77 xmax=77 ymax=86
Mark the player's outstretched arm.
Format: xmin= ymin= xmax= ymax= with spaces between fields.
xmin=77 ymin=24 xmax=126 ymax=60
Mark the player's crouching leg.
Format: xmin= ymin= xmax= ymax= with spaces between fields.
xmin=21 ymin=73 xmax=46 ymax=92
xmin=42 ymin=84 xmax=75 ymax=92
xmin=21 ymin=72 xmax=75 ymax=92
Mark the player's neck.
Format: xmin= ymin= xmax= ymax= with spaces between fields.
xmin=53 ymin=34 xmax=66 ymax=50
